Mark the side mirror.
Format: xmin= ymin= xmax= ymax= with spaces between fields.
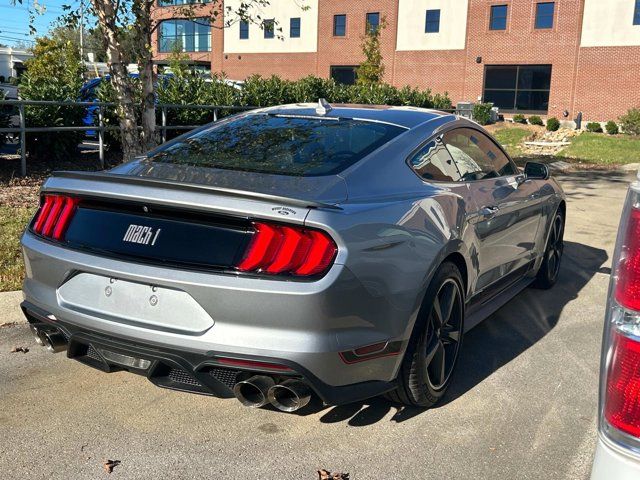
xmin=524 ymin=161 xmax=550 ymax=180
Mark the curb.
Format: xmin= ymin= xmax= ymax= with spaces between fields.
xmin=0 ymin=290 xmax=25 ymax=326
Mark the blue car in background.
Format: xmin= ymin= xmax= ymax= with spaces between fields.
xmin=79 ymin=75 xmax=141 ymax=137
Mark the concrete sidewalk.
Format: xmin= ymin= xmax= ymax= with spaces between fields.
xmin=0 ymin=290 xmax=23 ymax=326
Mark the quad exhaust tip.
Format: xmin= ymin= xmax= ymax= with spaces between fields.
xmin=267 ymin=379 xmax=311 ymax=413
xmin=233 ymin=375 xmax=276 ymax=408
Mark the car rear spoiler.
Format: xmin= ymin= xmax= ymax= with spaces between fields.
xmin=48 ymin=171 xmax=343 ymax=211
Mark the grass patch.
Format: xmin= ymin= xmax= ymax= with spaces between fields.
xmin=492 ymin=127 xmax=532 ymax=157
xmin=0 ymin=206 xmax=35 ymax=292
xmin=557 ymin=133 xmax=640 ymax=165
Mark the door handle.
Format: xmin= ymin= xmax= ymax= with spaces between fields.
xmin=479 ymin=206 xmax=499 ymax=218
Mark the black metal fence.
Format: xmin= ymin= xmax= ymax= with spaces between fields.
xmin=0 ymin=99 xmax=255 ymax=176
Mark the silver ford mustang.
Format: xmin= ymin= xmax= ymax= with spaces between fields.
xmin=21 ymin=103 xmax=565 ymax=412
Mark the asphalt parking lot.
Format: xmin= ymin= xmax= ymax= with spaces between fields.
xmin=0 ymin=170 xmax=634 ymax=479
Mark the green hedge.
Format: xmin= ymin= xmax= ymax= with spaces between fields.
xmin=96 ymin=73 xmax=452 ymax=150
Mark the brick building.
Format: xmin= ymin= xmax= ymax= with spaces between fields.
xmin=151 ymin=0 xmax=640 ymax=121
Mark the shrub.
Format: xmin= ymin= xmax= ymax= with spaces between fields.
xmin=586 ymin=121 xmax=603 ymax=133
xmin=0 ymin=89 xmax=9 ymax=148
xmin=605 ymin=120 xmax=619 ymax=135
xmin=512 ymin=114 xmax=526 ymax=124
xmin=546 ymin=117 xmax=560 ymax=131
xmin=472 ymin=103 xmax=493 ymax=125
xmin=101 ymin=73 xmax=452 ymax=148
xmin=619 ymin=108 xmax=640 ymax=136
xmin=20 ymin=38 xmax=85 ymax=161
xmin=529 ymin=115 xmax=544 ymax=126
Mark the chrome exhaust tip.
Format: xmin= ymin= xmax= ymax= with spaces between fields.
xmin=233 ymin=375 xmax=275 ymax=408
xmin=41 ymin=330 xmax=67 ymax=353
xmin=29 ymin=324 xmax=45 ymax=347
xmin=267 ymin=379 xmax=312 ymax=412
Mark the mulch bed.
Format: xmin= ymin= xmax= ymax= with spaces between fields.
xmin=0 ymin=152 xmax=117 ymax=208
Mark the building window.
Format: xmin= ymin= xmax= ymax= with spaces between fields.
xmin=239 ymin=20 xmax=249 ymax=40
xmin=425 ymin=9 xmax=441 ymax=33
xmin=489 ymin=5 xmax=508 ymax=30
xmin=483 ymin=65 xmax=552 ymax=113
xmin=333 ymin=14 xmax=346 ymax=36
xmin=634 ymin=0 xmax=640 ymax=25
xmin=366 ymin=12 xmax=380 ymax=33
xmin=263 ymin=19 xmax=275 ymax=39
xmin=535 ymin=2 xmax=555 ymax=29
xmin=158 ymin=18 xmax=211 ymax=52
xmin=290 ymin=17 xmax=301 ymax=38
xmin=330 ymin=66 xmax=357 ymax=85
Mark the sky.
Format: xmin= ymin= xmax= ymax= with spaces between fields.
xmin=0 ymin=0 xmax=82 ymax=48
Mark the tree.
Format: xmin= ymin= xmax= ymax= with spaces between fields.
xmin=357 ymin=16 xmax=387 ymax=85
xmin=48 ymin=22 xmax=137 ymax=63
xmin=13 ymin=0 xmax=306 ymax=161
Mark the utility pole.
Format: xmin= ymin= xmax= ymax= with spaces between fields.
xmin=79 ymin=0 xmax=84 ymax=60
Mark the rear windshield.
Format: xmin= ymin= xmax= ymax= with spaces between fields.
xmin=148 ymin=114 xmax=406 ymax=176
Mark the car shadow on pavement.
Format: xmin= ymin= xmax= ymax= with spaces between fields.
xmin=315 ymin=240 xmax=608 ymax=426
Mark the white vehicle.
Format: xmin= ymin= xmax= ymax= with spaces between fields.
xmin=591 ymin=173 xmax=640 ymax=479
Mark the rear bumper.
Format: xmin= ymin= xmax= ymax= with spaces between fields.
xmin=22 ymin=301 xmax=395 ymax=405
xmin=21 ymin=232 xmax=414 ymax=404
xmin=591 ymin=436 xmax=640 ymax=480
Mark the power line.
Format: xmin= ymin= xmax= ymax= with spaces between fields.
xmin=0 ymin=35 xmax=35 ymax=43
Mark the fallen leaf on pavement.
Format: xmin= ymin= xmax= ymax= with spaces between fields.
xmin=103 ymin=459 xmax=121 ymax=474
xmin=317 ymin=469 xmax=349 ymax=480
xmin=10 ymin=346 xmax=29 ymax=353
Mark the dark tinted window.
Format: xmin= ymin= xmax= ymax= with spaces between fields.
xmin=263 ymin=19 xmax=275 ymax=39
xmin=239 ymin=20 xmax=249 ymax=39
xmin=330 ymin=65 xmax=357 ymax=85
xmin=334 ymin=14 xmax=346 ymax=36
xmin=483 ymin=65 xmax=552 ymax=112
xmin=425 ymin=9 xmax=441 ymax=33
xmin=290 ymin=17 xmax=301 ymax=37
xmin=410 ymin=139 xmax=460 ymax=182
xmin=535 ymin=2 xmax=554 ymax=29
xmin=149 ymin=114 xmax=405 ymax=177
xmin=490 ymin=5 xmax=508 ymax=30
xmin=366 ymin=12 xmax=380 ymax=33
xmin=484 ymin=66 xmax=518 ymax=89
xmin=635 ymin=0 xmax=640 ymax=25
xmin=444 ymin=128 xmax=516 ymax=181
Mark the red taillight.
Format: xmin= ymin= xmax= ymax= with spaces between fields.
xmin=605 ymin=331 xmax=640 ymax=438
xmin=32 ymin=194 xmax=79 ymax=241
xmin=237 ymin=221 xmax=337 ymax=277
xmin=616 ymin=207 xmax=640 ymax=311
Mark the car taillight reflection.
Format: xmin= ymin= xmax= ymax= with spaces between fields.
xmin=32 ymin=194 xmax=80 ymax=241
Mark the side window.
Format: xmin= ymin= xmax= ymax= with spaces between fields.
xmin=410 ymin=138 xmax=461 ymax=182
xmin=443 ymin=128 xmax=516 ymax=181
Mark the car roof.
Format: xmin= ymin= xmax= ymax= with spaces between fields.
xmin=257 ymin=103 xmax=453 ymax=129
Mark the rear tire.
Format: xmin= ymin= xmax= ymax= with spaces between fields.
xmin=388 ymin=261 xmax=464 ymax=408
xmin=533 ymin=209 xmax=564 ymax=290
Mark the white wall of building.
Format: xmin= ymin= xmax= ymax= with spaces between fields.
xmin=223 ymin=0 xmax=318 ymax=54
xmin=0 ymin=48 xmax=32 ymax=80
xmin=581 ymin=0 xmax=640 ymax=47
xmin=396 ymin=0 xmax=468 ymax=51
